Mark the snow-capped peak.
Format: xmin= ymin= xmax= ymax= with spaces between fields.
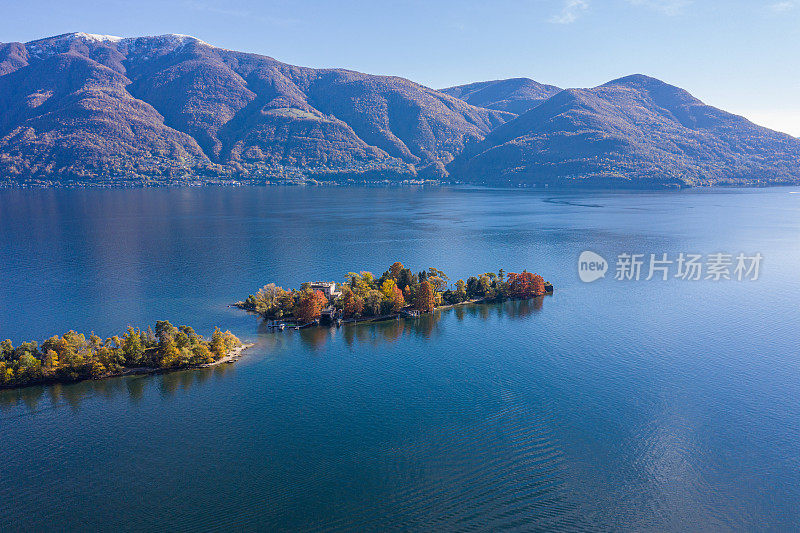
xmin=73 ymin=32 xmax=123 ymax=43
xmin=122 ymin=34 xmax=209 ymax=47
xmin=26 ymin=32 xmax=122 ymax=46
xmin=24 ymin=32 xmax=211 ymax=59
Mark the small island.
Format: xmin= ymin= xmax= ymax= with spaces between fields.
xmin=234 ymin=262 xmax=553 ymax=327
xmin=0 ymin=321 xmax=247 ymax=389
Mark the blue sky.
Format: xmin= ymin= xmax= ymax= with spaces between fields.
xmin=2 ymin=0 xmax=799 ymax=135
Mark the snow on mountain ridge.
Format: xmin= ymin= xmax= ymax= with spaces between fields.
xmin=23 ymin=32 xmax=209 ymax=59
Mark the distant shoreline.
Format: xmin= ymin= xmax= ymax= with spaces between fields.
xmin=4 ymin=180 xmax=799 ymax=191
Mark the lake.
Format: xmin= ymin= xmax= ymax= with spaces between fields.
xmin=2 ymin=186 xmax=800 ymax=531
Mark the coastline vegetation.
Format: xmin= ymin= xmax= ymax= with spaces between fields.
xmin=0 ymin=321 xmax=242 ymax=389
xmin=235 ymin=262 xmax=552 ymax=323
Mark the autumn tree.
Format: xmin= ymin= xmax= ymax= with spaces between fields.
xmin=532 ymin=274 xmax=546 ymax=296
xmin=158 ymin=331 xmax=182 ymax=368
xmin=428 ymin=268 xmax=449 ymax=285
xmin=390 ymin=286 xmax=405 ymax=312
xmin=254 ymin=283 xmax=286 ymax=315
xmin=414 ymin=280 xmax=436 ymax=312
xmin=191 ymin=343 xmax=214 ymax=364
xmin=122 ymin=327 xmax=145 ymax=365
xmin=42 ymin=349 xmax=59 ymax=377
xmin=389 ymin=261 xmax=404 ymax=280
xmin=508 ymin=271 xmax=547 ymax=298
xmin=210 ymin=328 xmax=227 ymax=360
xmin=294 ymin=289 xmax=328 ymax=323
xmin=507 ymin=272 xmax=525 ymax=297
xmin=363 ymin=290 xmax=384 ymax=316
xmin=0 ymin=339 xmax=13 ymax=361
xmin=448 ymin=279 xmax=467 ymax=303
xmin=340 ymin=287 xmax=364 ymax=318
xmin=14 ymin=353 xmax=42 ymax=383
xmin=360 ymin=271 xmax=375 ymax=287
xmin=276 ymin=291 xmax=296 ymax=318
xmin=379 ymin=279 xmax=397 ymax=300
xmin=346 ymin=272 xmax=374 ymax=296
xmin=380 ymin=279 xmax=405 ymax=312
xmin=0 ymin=322 xmax=241 ymax=388
xmin=208 ymin=329 xmax=239 ymax=361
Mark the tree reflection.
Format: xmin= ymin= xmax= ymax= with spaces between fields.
xmin=0 ymin=297 xmax=549 ymax=413
xmin=299 ymin=326 xmax=334 ymax=351
xmin=125 ymin=375 xmax=147 ymax=402
xmin=497 ymin=296 xmax=544 ymax=318
xmin=279 ymin=297 xmax=547 ymax=351
xmin=0 ymin=357 xmax=238 ymax=412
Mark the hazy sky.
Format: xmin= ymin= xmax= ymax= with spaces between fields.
xmin=2 ymin=0 xmax=798 ymax=135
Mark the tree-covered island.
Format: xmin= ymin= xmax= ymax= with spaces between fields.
xmin=235 ymin=262 xmax=553 ymax=325
xmin=0 ymin=321 xmax=245 ymax=389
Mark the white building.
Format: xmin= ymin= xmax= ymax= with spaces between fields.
xmin=310 ymin=282 xmax=341 ymax=299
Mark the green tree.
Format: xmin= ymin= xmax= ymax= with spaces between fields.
xmin=122 ymin=327 xmax=145 ymax=366
xmin=454 ymin=279 xmax=468 ymax=302
xmin=0 ymin=339 xmax=14 ymax=361
xmin=363 ymin=290 xmax=383 ymax=316
xmin=397 ymin=269 xmax=415 ymax=292
xmin=15 ymin=354 xmax=43 ymax=383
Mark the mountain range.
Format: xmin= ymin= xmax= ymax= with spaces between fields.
xmin=1 ymin=32 xmax=798 ymax=187
xmin=441 ymin=78 xmax=562 ymax=115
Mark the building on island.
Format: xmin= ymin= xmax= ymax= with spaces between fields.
xmin=320 ymin=305 xmax=339 ymax=325
xmin=310 ymin=282 xmax=341 ymax=299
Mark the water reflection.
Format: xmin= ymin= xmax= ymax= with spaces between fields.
xmin=0 ymin=363 xmax=236 ymax=414
xmin=0 ymin=299 xmax=547 ymax=414
xmin=281 ymin=298 xmax=545 ymax=351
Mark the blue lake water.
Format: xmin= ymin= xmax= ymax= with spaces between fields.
xmin=1 ymin=186 xmax=800 ymax=531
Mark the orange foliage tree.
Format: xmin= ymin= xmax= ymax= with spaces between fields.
xmin=294 ymin=290 xmax=328 ymax=322
xmin=390 ymin=286 xmax=405 ymax=312
xmin=340 ymin=288 xmax=364 ymax=318
xmin=389 ymin=261 xmax=404 ymax=280
xmin=380 ymin=279 xmax=406 ymax=312
xmin=414 ymin=280 xmax=436 ymax=312
xmin=508 ymin=271 xmax=547 ymax=298
xmin=532 ymin=274 xmax=546 ymax=296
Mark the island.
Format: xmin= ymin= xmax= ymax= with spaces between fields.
xmin=234 ymin=262 xmax=553 ymax=327
xmin=0 ymin=321 xmax=247 ymax=389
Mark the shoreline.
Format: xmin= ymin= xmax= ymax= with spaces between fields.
xmin=337 ymin=296 xmax=544 ymax=324
xmin=0 ymin=343 xmax=255 ymax=391
xmin=200 ymin=342 xmax=253 ymax=366
xmin=247 ymin=295 xmax=550 ymax=329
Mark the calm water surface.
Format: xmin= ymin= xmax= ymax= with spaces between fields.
xmin=1 ymin=187 xmax=800 ymax=531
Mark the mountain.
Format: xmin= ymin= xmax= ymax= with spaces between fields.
xmin=2 ymin=35 xmax=798 ymax=188
xmin=441 ymin=78 xmax=562 ymax=115
xmin=0 ymin=33 xmax=511 ymax=185
xmin=449 ymin=75 xmax=800 ymax=187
